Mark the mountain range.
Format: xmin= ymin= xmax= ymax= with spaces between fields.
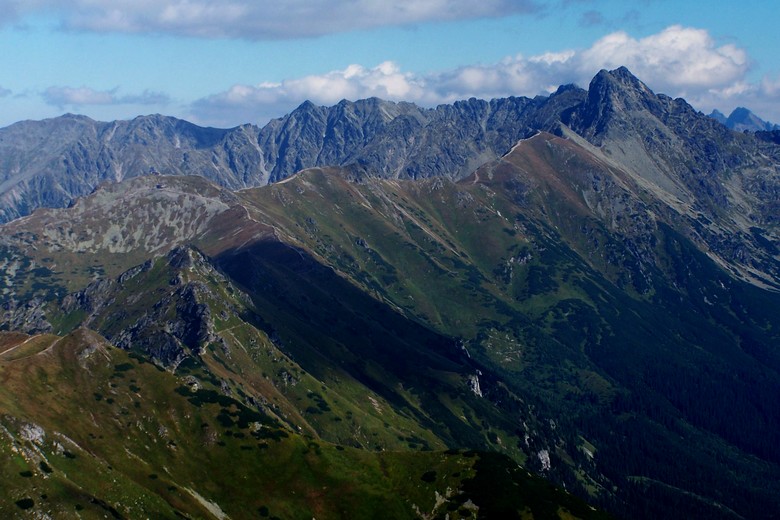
xmin=0 ymin=75 xmax=590 ymax=223
xmin=1 ymin=67 xmax=780 ymax=519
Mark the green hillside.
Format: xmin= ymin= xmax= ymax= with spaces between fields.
xmin=0 ymin=132 xmax=778 ymax=519
xmin=0 ymin=329 xmax=606 ymax=519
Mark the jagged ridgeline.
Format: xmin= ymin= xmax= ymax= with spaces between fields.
xmin=0 ymin=67 xmax=779 ymax=519
xmin=0 ymin=89 xmax=581 ymax=223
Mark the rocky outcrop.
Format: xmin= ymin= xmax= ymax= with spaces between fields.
xmin=1 ymin=68 xmax=778 ymax=289
xmin=256 ymin=93 xmax=586 ymax=183
xmin=2 ymin=68 xmax=779 ymax=237
xmin=561 ymin=67 xmax=780 ymax=287
xmin=61 ymin=246 xmax=232 ymax=367
xmin=0 ymin=114 xmax=267 ymax=222
xmin=0 ymin=297 xmax=52 ymax=334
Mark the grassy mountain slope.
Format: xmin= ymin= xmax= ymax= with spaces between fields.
xmin=1 ymin=145 xmax=778 ymax=518
xmin=0 ymin=329 xmax=606 ymax=519
xmin=232 ymin=135 xmax=780 ymax=518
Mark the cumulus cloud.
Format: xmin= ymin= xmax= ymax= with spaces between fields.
xmin=190 ymin=25 xmax=764 ymax=127
xmin=578 ymin=26 xmax=749 ymax=92
xmin=190 ymin=62 xmax=431 ymax=127
xmin=683 ymin=75 xmax=780 ymax=125
xmin=0 ymin=0 xmax=540 ymax=39
xmin=759 ymin=75 xmax=780 ymax=99
xmin=190 ymin=53 xmax=579 ymax=126
xmin=575 ymin=25 xmax=779 ymax=121
xmin=43 ymin=86 xmax=170 ymax=108
xmin=43 ymin=86 xmax=116 ymax=107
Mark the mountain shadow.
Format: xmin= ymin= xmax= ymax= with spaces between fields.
xmin=215 ymin=238 xmax=525 ymax=451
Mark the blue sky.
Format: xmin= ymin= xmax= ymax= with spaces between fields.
xmin=0 ymin=0 xmax=778 ymax=128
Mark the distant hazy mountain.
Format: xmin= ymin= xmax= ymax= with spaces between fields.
xmin=1 ymin=67 xmax=780 ymax=519
xmin=709 ymin=106 xmax=780 ymax=132
xmin=709 ymin=108 xmax=729 ymax=125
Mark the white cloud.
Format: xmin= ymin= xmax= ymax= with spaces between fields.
xmin=43 ymin=86 xmax=117 ymax=107
xmin=686 ymin=76 xmax=780 ymax=125
xmin=191 ymin=25 xmax=763 ymax=127
xmin=578 ymin=26 xmax=749 ymax=92
xmin=43 ymin=86 xmax=170 ymax=108
xmin=760 ymin=75 xmax=780 ymax=98
xmin=190 ymin=62 xmax=430 ymax=127
xmin=0 ymin=0 xmax=540 ymax=39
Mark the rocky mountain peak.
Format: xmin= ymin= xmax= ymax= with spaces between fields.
xmin=709 ymin=109 xmax=728 ymax=124
xmin=708 ymin=106 xmax=779 ymax=132
xmin=59 ymin=113 xmax=95 ymax=123
xmin=286 ymin=100 xmax=326 ymax=123
xmin=726 ymin=106 xmax=777 ymax=132
xmin=552 ymin=83 xmax=583 ymax=96
xmin=588 ymin=67 xmax=653 ymax=105
xmin=566 ymin=67 xmax=668 ymax=140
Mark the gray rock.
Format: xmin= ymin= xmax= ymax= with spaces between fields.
xmin=0 ymin=297 xmax=52 ymax=334
xmin=0 ymin=93 xmax=586 ymax=222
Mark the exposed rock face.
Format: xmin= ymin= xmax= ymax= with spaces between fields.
xmin=0 ymin=93 xmax=588 ymax=222
xmin=258 ymin=96 xmax=542 ymax=182
xmin=0 ymin=297 xmax=52 ymax=334
xmin=61 ymin=278 xmax=118 ymax=317
xmin=62 ymin=246 xmax=229 ymax=367
xmin=0 ymin=175 xmax=248 ymax=259
xmin=0 ymin=114 xmax=266 ymax=222
xmin=562 ymin=67 xmax=780 ymax=287
xmin=1 ymin=68 xmax=778 ymax=290
xmin=1 ymin=72 xmax=780 ymax=516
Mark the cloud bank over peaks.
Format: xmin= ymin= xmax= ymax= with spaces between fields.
xmin=190 ymin=25 xmax=761 ymax=127
xmin=2 ymin=0 xmax=540 ymax=39
xmin=191 ymin=62 xmax=433 ymax=126
xmin=579 ymin=26 xmax=749 ymax=91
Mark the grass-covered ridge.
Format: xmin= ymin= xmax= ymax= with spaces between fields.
xmin=0 ymin=329 xmax=606 ymax=519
